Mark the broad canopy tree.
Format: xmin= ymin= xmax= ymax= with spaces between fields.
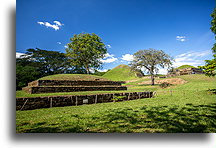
xmin=130 ymin=49 xmax=173 ymax=85
xmin=16 ymin=48 xmax=74 ymax=90
xmin=66 ymin=33 xmax=107 ymax=74
xmin=24 ymin=48 xmax=72 ymax=75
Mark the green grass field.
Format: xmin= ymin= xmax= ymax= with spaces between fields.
xmin=16 ymin=74 xmax=216 ymax=133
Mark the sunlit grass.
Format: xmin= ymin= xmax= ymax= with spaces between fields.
xmin=16 ymin=74 xmax=216 ymax=133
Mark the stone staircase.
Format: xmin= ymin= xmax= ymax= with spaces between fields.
xmin=22 ymin=80 xmax=127 ymax=94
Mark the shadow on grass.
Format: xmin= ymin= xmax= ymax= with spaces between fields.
xmin=17 ymin=103 xmax=216 ymax=133
xmin=88 ymin=103 xmax=216 ymax=133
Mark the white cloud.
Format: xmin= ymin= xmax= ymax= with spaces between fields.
xmin=173 ymin=50 xmax=211 ymax=67
xmin=100 ymin=53 xmax=118 ymax=63
xmin=53 ymin=21 xmax=63 ymax=26
xmin=57 ymin=42 xmax=61 ymax=44
xmin=106 ymin=44 xmax=112 ymax=48
xmin=64 ymin=45 xmax=68 ymax=48
xmin=37 ymin=21 xmax=63 ymax=31
xmin=121 ymin=54 xmax=134 ymax=62
xmin=37 ymin=22 xmax=44 ymax=25
xmin=104 ymin=53 xmax=113 ymax=58
xmin=158 ymin=68 xmax=168 ymax=75
xmin=101 ymin=57 xmax=118 ymax=63
xmin=97 ymin=69 xmax=108 ymax=72
xmin=16 ymin=52 xmax=26 ymax=58
xmin=176 ymin=36 xmax=186 ymax=42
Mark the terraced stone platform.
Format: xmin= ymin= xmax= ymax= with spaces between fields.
xmin=28 ymin=80 xmax=125 ymax=86
xmin=23 ymin=80 xmax=127 ymax=94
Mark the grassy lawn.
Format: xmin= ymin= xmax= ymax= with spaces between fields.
xmin=16 ymin=75 xmax=216 ymax=133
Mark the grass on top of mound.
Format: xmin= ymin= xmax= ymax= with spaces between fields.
xmin=39 ymin=74 xmax=111 ymax=81
xmin=176 ymin=65 xmax=196 ymax=69
xmin=103 ymin=64 xmax=141 ymax=81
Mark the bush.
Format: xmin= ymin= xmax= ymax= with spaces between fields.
xmin=159 ymin=82 xmax=171 ymax=88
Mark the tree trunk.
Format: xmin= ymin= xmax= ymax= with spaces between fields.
xmin=151 ymin=75 xmax=155 ymax=85
xmin=85 ymin=64 xmax=90 ymax=74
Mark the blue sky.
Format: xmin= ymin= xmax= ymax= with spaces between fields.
xmin=16 ymin=0 xmax=215 ymax=74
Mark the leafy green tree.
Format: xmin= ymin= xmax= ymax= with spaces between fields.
xmin=130 ymin=49 xmax=173 ymax=85
xmin=16 ymin=65 xmax=40 ymax=90
xmin=199 ymin=8 xmax=216 ymax=76
xmin=66 ymin=33 xmax=107 ymax=74
xmin=25 ymin=48 xmax=72 ymax=75
xmin=16 ymin=48 xmax=77 ymax=90
xmin=211 ymin=8 xmax=216 ymax=56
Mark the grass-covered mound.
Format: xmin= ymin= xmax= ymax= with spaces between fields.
xmin=39 ymin=74 xmax=111 ymax=81
xmin=16 ymin=74 xmax=216 ymax=133
xmin=103 ymin=64 xmax=143 ymax=81
xmin=177 ymin=65 xmax=196 ymax=69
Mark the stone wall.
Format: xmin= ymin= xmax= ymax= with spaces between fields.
xmin=16 ymin=92 xmax=154 ymax=111
xmin=23 ymin=86 xmax=127 ymax=94
xmin=28 ymin=80 xmax=125 ymax=87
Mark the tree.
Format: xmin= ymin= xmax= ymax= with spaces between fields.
xmin=25 ymin=48 xmax=72 ymax=75
xmin=130 ymin=49 xmax=173 ymax=85
xmin=66 ymin=33 xmax=107 ymax=74
xmin=16 ymin=65 xmax=40 ymax=90
xmin=199 ymin=8 xmax=216 ymax=76
xmin=211 ymin=8 xmax=216 ymax=56
xmin=16 ymin=48 xmax=76 ymax=90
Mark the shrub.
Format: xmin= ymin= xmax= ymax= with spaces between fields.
xmin=159 ymin=82 xmax=171 ymax=88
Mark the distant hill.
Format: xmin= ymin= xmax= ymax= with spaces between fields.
xmin=176 ymin=65 xmax=196 ymax=69
xmin=102 ymin=64 xmax=144 ymax=81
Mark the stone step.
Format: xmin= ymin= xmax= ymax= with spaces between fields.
xmin=28 ymin=80 xmax=125 ymax=87
xmin=23 ymin=86 xmax=127 ymax=94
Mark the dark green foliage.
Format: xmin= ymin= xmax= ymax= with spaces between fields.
xmin=211 ymin=8 xmax=216 ymax=37
xmin=198 ymin=8 xmax=216 ymax=77
xmin=211 ymin=8 xmax=216 ymax=57
xmin=198 ymin=59 xmax=216 ymax=77
xmin=66 ymin=33 xmax=107 ymax=74
xmin=159 ymin=82 xmax=171 ymax=89
xmin=16 ymin=48 xmax=86 ymax=90
xmin=16 ymin=65 xmax=40 ymax=90
xmin=25 ymin=48 xmax=73 ymax=75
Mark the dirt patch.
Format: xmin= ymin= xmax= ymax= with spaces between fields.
xmin=126 ymin=79 xmax=139 ymax=83
xmin=138 ymin=78 xmax=187 ymax=85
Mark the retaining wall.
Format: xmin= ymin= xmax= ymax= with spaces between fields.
xmin=16 ymin=92 xmax=153 ymax=111
xmin=28 ymin=80 xmax=125 ymax=87
xmin=23 ymin=86 xmax=127 ymax=94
